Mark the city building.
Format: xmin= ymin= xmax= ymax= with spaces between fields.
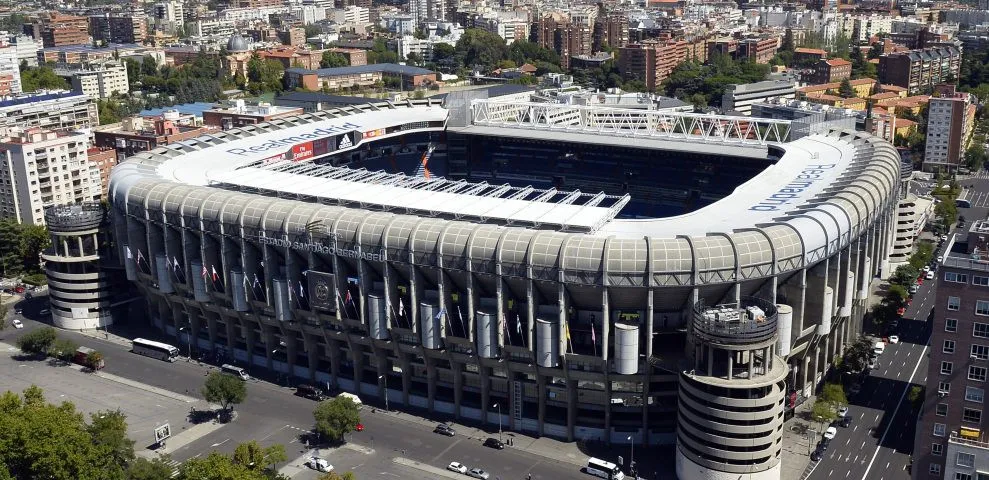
xmin=89 ymin=13 xmax=148 ymax=45
xmin=793 ymin=47 xmax=827 ymax=64
xmin=29 ymin=13 xmax=90 ymax=48
xmin=813 ymin=58 xmax=852 ymax=84
xmin=618 ymin=40 xmax=693 ymax=92
xmin=272 ymin=91 xmax=375 ymax=112
xmin=888 ymin=193 xmax=934 ymax=269
xmin=203 ymin=101 xmax=304 ymax=130
xmin=93 ymin=115 xmax=214 ymax=158
xmin=878 ymin=46 xmax=962 ymax=94
xmin=722 ymin=80 xmax=798 ymax=115
xmin=0 ymin=45 xmax=22 ymax=96
xmin=258 ymin=48 xmax=324 ymax=71
xmin=913 ymin=233 xmax=989 ymax=480
xmin=7 ymin=34 xmax=41 ymax=67
xmin=738 ymin=37 xmax=779 ymax=64
xmin=923 ymin=85 xmax=976 ymax=172
xmin=535 ymin=11 xmax=594 ymax=70
xmin=283 ymin=64 xmax=438 ymax=91
xmin=55 ymin=62 xmax=129 ymax=100
xmin=0 ymin=129 xmax=100 ymax=225
xmin=86 ymin=147 xmax=117 ymax=198
xmin=593 ymin=13 xmax=629 ymax=52
xmin=107 ymin=97 xmax=898 ymax=480
xmin=0 ymin=92 xmax=99 ymax=138
xmin=39 ymin=43 xmax=159 ymax=66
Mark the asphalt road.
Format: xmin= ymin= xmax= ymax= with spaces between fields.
xmin=3 ymin=299 xmax=588 ymax=480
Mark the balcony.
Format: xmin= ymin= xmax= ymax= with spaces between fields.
xmin=691 ymin=297 xmax=778 ymax=346
xmin=948 ymin=430 xmax=989 ymax=450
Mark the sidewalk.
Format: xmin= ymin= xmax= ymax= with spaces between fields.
xmin=780 ymin=395 xmax=818 ymax=480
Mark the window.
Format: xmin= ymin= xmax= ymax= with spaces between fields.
xmin=957 ymin=451 xmax=976 ymax=468
xmin=942 ymin=362 xmax=954 ymax=375
xmin=945 ymin=340 xmax=956 ymax=353
xmin=936 ymin=403 xmax=949 ymax=416
xmin=934 ymin=423 xmax=947 ymax=436
xmin=932 ymin=443 xmax=944 ymax=456
xmin=976 ymin=323 xmax=989 ymax=338
xmin=971 ymin=365 xmax=988 ymax=382
xmin=966 ymin=386 xmax=985 ymax=403
xmin=958 ymin=473 xmax=974 ymax=480
xmin=949 ymin=297 xmax=961 ymax=311
xmin=974 ymin=344 xmax=989 ymax=360
xmin=975 ymin=276 xmax=989 ymax=286
xmin=947 ymin=272 xmax=969 ymax=283
xmin=963 ymin=408 xmax=982 ymax=424
xmin=931 ymin=463 xmax=942 ymax=475
xmin=940 ymin=382 xmax=951 ymax=394
xmin=947 ymin=318 xmax=958 ymax=332
xmin=979 ymin=301 xmax=989 ymax=316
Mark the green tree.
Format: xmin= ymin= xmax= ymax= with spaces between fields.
xmin=965 ymin=143 xmax=989 ymax=171
xmin=838 ymin=78 xmax=855 ymax=98
xmin=908 ymin=385 xmax=924 ymax=410
xmin=320 ymin=51 xmax=349 ymax=68
xmin=88 ymin=409 xmax=135 ymax=468
xmin=367 ymin=37 xmax=399 ymax=64
xmin=455 ymin=29 xmax=509 ymax=71
xmin=126 ymin=456 xmax=176 ymax=480
xmin=313 ymin=396 xmax=360 ymax=442
xmin=202 ymin=371 xmax=248 ymax=413
xmin=16 ymin=326 xmax=57 ymax=355
xmin=20 ymin=224 xmax=50 ymax=274
xmin=318 ymin=472 xmax=356 ymax=480
xmin=20 ymin=66 xmax=69 ymax=92
xmin=176 ymin=451 xmax=267 ymax=480
xmin=406 ymin=52 xmax=424 ymax=67
xmin=50 ymin=337 xmax=78 ymax=361
xmin=819 ymin=383 xmax=848 ymax=407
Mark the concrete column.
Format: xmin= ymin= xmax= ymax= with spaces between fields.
xmin=646 ymin=289 xmax=655 ymax=359
xmin=400 ymin=356 xmax=412 ymax=406
xmin=328 ymin=341 xmax=342 ymax=391
xmin=264 ymin=326 xmax=276 ymax=371
xmin=728 ymin=351 xmax=734 ymax=380
xmin=601 ymin=289 xmax=610 ymax=361
xmin=350 ymin=343 xmax=364 ymax=391
xmin=306 ymin=333 xmax=318 ymax=382
xmin=603 ymin=372 xmax=612 ymax=439
xmin=537 ymin=374 xmax=547 ymax=437
xmin=707 ymin=345 xmax=714 ymax=376
xmin=244 ymin=321 xmax=257 ymax=367
xmin=748 ymin=350 xmax=755 ymax=378
xmin=453 ymin=362 xmax=463 ymax=420
xmin=206 ymin=312 xmax=218 ymax=349
xmin=466 ymin=273 xmax=476 ymax=342
xmin=224 ymin=316 xmax=238 ymax=355
xmin=526 ymin=278 xmax=535 ymax=349
xmin=480 ymin=367 xmax=491 ymax=427
xmin=376 ymin=351 xmax=388 ymax=403
xmin=285 ymin=332 xmax=298 ymax=376
xmin=426 ymin=356 xmax=437 ymax=411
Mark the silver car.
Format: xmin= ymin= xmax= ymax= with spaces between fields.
xmin=468 ymin=468 xmax=490 ymax=479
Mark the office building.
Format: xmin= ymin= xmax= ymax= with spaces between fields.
xmin=0 ymin=129 xmax=100 ymax=226
xmin=913 ymin=233 xmax=989 ymax=480
xmin=924 ymin=85 xmax=976 ymax=172
xmin=618 ymin=40 xmax=692 ymax=92
xmin=0 ymin=92 xmax=99 ymax=138
xmin=739 ymin=37 xmax=779 ymax=64
xmin=7 ymin=34 xmax=41 ymax=67
xmin=723 ymin=80 xmax=797 ymax=115
xmin=56 ymin=62 xmax=129 ymax=100
xmin=535 ymin=12 xmax=594 ymax=70
xmin=879 ymin=47 xmax=962 ymax=94
xmin=89 ymin=13 xmax=148 ymax=45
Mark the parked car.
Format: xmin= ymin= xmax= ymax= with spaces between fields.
xmin=867 ymin=357 xmax=877 ymax=370
xmin=447 ymin=462 xmax=468 ymax=474
xmin=811 ymin=447 xmax=824 ymax=461
xmin=889 ymin=335 xmax=899 ymax=344
xmin=468 ymin=468 xmax=490 ymax=479
xmin=909 ymin=285 xmax=919 ymax=294
xmin=823 ymin=426 xmax=837 ymax=440
xmin=434 ymin=424 xmax=456 ymax=436
xmin=483 ymin=437 xmax=505 ymax=450
xmin=356 ymin=423 xmax=364 ymax=432
xmin=295 ymin=384 xmax=326 ymax=401
xmin=11 ymin=319 xmax=22 ymax=329
xmin=839 ymin=415 xmax=852 ymax=428
xmin=837 ymin=406 xmax=848 ymax=418
xmin=304 ymin=457 xmax=333 ymax=472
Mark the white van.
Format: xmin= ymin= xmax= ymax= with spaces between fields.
xmin=220 ymin=364 xmax=250 ymax=381
xmin=873 ymin=341 xmax=885 ymax=356
xmin=338 ymin=392 xmax=362 ymax=406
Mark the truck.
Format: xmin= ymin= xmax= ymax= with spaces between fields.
xmin=73 ymin=346 xmax=104 ymax=370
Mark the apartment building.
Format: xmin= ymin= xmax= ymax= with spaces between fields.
xmin=879 ymin=46 xmax=962 ymax=94
xmin=0 ymin=45 xmax=22 ymax=96
xmin=924 ymin=85 xmax=976 ymax=173
xmin=0 ymin=129 xmax=100 ymax=226
xmin=534 ymin=11 xmax=594 ymax=70
xmin=93 ymin=115 xmax=213 ymax=158
xmin=29 ymin=13 xmax=90 ymax=48
xmin=0 ymin=92 xmax=99 ymax=138
xmin=283 ymin=64 xmax=437 ymax=91
xmin=722 ymin=80 xmax=797 ymax=115
xmin=618 ymin=40 xmax=691 ymax=92
xmin=7 ymin=34 xmax=40 ymax=67
xmin=203 ymin=101 xmax=305 ymax=130
xmin=89 ymin=13 xmax=148 ymax=45
xmin=813 ymin=58 xmax=852 ymax=84
xmin=593 ymin=13 xmax=629 ymax=52
xmin=86 ymin=147 xmax=116 ymax=199
xmin=738 ymin=37 xmax=778 ymax=64
xmin=39 ymin=43 xmax=158 ymax=67
xmin=913 ymin=238 xmax=989 ymax=480
xmin=56 ymin=62 xmax=129 ymax=100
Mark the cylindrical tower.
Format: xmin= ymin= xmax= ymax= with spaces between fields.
xmin=676 ymin=298 xmax=789 ymax=480
xmin=42 ymin=203 xmax=118 ymax=330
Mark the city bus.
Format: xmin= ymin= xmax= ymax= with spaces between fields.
xmin=132 ymin=338 xmax=179 ymax=362
xmin=585 ymin=458 xmax=625 ymax=480
xmin=956 ymin=189 xmax=971 ymax=208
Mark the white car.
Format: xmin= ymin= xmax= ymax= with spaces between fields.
xmin=837 ymin=406 xmax=848 ymax=418
xmin=889 ymin=335 xmax=899 ymax=344
xmin=923 ymin=266 xmax=931 ymax=273
xmin=824 ymin=426 xmax=837 ymax=440
xmin=926 ymin=271 xmax=935 ymax=280
xmin=467 ymin=468 xmax=490 ymax=479
xmin=11 ymin=319 xmax=22 ymax=329
xmin=447 ymin=462 xmax=468 ymax=474
xmin=304 ymin=457 xmax=333 ymax=472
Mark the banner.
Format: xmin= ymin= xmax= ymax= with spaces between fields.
xmin=291 ymin=141 xmax=314 ymax=162
xmin=307 ymin=270 xmax=336 ymax=311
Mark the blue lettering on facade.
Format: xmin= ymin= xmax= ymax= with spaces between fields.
xmin=226 ymin=122 xmax=362 ymax=156
xmin=748 ymin=164 xmax=837 ymax=211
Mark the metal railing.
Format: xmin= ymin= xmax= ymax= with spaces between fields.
xmin=691 ymin=297 xmax=778 ymax=345
xmin=44 ymin=202 xmax=106 ymax=232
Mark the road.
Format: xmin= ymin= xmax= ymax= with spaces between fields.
xmin=3 ymin=298 xmax=588 ymax=480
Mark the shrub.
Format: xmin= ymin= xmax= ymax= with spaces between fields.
xmin=16 ymin=327 xmax=57 ymax=355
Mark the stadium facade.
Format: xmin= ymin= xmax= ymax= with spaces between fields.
xmin=105 ymin=97 xmax=901 ymax=480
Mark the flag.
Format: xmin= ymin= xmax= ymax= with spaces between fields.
xmin=566 ymin=322 xmax=571 ymax=341
xmin=252 ymin=274 xmax=261 ymax=289
xmin=516 ymin=314 xmax=522 ymax=335
xmin=136 ymin=249 xmax=146 ymax=264
xmin=172 ymin=256 xmax=180 ymax=270
xmin=591 ymin=323 xmax=597 ymax=349
xmin=398 ymin=298 xmax=405 ymax=316
xmin=211 ymin=265 xmax=219 ymax=282
xmin=435 ymin=307 xmax=446 ymax=321
xmin=125 ymin=246 xmax=133 ymax=259
xmin=298 ymin=280 xmax=305 ymax=299
xmin=201 ymin=264 xmax=208 ymax=278
xmin=344 ymin=289 xmax=353 ymax=305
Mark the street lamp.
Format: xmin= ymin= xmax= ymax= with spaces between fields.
xmin=626 ymin=435 xmax=634 ymax=476
xmin=178 ymin=327 xmax=191 ymax=361
xmin=493 ymin=402 xmax=502 ymax=442
xmin=378 ymin=374 xmax=388 ymax=411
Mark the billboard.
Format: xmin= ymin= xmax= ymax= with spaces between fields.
xmin=262 ymin=153 xmax=284 ymax=165
xmin=291 ymin=141 xmax=314 ymax=162
xmin=307 ymin=271 xmax=336 ymax=311
xmin=313 ymin=137 xmax=331 ymax=156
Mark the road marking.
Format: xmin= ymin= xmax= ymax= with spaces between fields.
xmin=860 ymin=339 xmax=928 ymax=480
xmin=886 ymin=462 xmax=890 ymax=469
xmin=210 ymin=439 xmax=229 ymax=447
xmin=429 ymin=437 xmax=462 ymax=464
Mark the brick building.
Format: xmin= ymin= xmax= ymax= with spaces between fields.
xmin=283 ymin=64 xmax=437 ymax=91
xmin=534 ymin=12 xmax=593 ymax=70
xmin=593 ymin=13 xmax=629 ymax=52
xmin=813 ymin=58 xmax=852 ymax=84
xmin=89 ymin=13 xmax=148 ymax=44
xmin=93 ymin=116 xmax=214 ymax=158
xmin=86 ymin=147 xmax=117 ymax=198
xmin=28 ymin=13 xmax=90 ymax=48
xmin=203 ymin=101 xmax=304 ymax=130
xmin=618 ymin=40 xmax=691 ymax=91
xmin=738 ymin=37 xmax=779 ymax=64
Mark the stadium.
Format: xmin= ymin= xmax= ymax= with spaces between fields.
xmin=107 ymin=95 xmax=901 ymax=480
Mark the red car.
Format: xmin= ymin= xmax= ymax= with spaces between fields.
xmin=13 ymin=286 xmax=24 ymax=293
xmin=355 ymin=423 xmax=364 ymax=432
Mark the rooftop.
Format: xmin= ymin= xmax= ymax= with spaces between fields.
xmin=41 ymin=43 xmax=145 ymax=53
xmin=0 ymin=91 xmax=87 ymax=109
xmin=285 ymin=63 xmax=435 ymax=77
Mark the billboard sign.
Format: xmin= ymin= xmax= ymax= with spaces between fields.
xmin=291 ymin=141 xmax=314 ymax=162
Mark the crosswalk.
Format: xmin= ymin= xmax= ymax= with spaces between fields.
xmin=164 ymin=458 xmax=181 ymax=478
xmin=973 ymin=169 xmax=989 ymax=180
xmin=967 ymin=189 xmax=989 ymax=208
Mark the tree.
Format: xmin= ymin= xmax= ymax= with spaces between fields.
xmin=231 ymin=440 xmax=285 ymax=472
xmin=85 ymin=350 xmax=104 ymax=369
xmin=406 ymin=52 xmax=424 ymax=67
xmin=20 ymin=66 xmax=69 ymax=92
xmin=202 ymin=372 xmax=248 ymax=414
xmin=819 ymin=383 xmax=848 ymax=408
xmin=965 ymin=143 xmax=989 ymax=171
xmin=50 ymin=337 xmax=78 ymax=361
xmin=88 ymin=409 xmax=135 ymax=468
xmin=838 ymin=78 xmax=855 ymax=98
xmin=126 ymin=456 xmax=176 ymax=480
xmin=313 ymin=396 xmax=361 ymax=442
xmin=455 ymin=29 xmax=509 ymax=71
xmin=16 ymin=326 xmax=57 ymax=355
xmin=176 ymin=451 xmax=267 ymax=480
xmin=320 ymin=51 xmax=349 ymax=68
xmin=811 ymin=398 xmax=837 ymax=426
xmin=318 ymin=472 xmax=356 ymax=480
xmin=908 ymin=385 xmax=924 ymax=410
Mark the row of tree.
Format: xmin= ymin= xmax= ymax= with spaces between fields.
xmin=0 ymin=220 xmax=49 ymax=277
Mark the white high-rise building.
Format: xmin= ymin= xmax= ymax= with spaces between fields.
xmin=61 ymin=62 xmax=129 ymax=100
xmin=0 ymin=45 xmax=22 ymax=96
xmin=7 ymin=35 xmax=40 ymax=68
xmin=0 ymin=129 xmax=101 ymax=226
xmin=924 ymin=85 xmax=976 ymax=172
